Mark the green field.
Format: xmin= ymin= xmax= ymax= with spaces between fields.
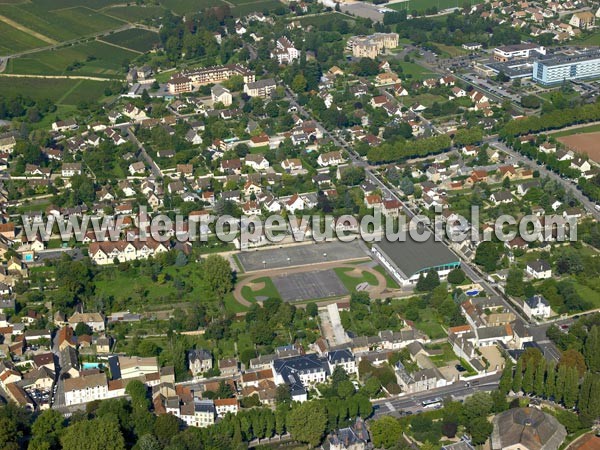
xmin=104 ymin=5 xmax=167 ymax=22
xmin=0 ymin=3 xmax=124 ymax=42
xmin=397 ymin=61 xmax=437 ymax=80
xmin=0 ymin=21 xmax=47 ymax=53
xmin=297 ymin=11 xmax=355 ymax=26
xmin=101 ymin=28 xmax=160 ymax=53
xmin=241 ymin=276 xmax=279 ymax=303
xmin=7 ymin=40 xmax=136 ymax=78
xmin=231 ymin=0 xmax=284 ymax=15
xmin=334 ymin=267 xmax=379 ymax=292
xmin=0 ymin=77 xmax=113 ymax=104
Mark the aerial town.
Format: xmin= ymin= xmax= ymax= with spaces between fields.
xmin=0 ymin=0 xmax=599 ymax=449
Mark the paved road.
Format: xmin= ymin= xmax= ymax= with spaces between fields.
xmin=372 ymin=373 xmax=502 ymax=418
xmin=127 ymin=127 xmax=163 ymax=178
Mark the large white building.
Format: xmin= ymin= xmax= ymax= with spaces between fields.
xmin=533 ymin=49 xmax=600 ymax=85
xmin=271 ymin=37 xmax=299 ymax=64
xmin=493 ymin=43 xmax=546 ymax=61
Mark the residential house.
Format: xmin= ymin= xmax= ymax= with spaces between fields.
xmin=523 ymin=295 xmax=552 ymax=319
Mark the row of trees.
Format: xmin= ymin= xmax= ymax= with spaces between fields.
xmin=499 ymin=347 xmax=600 ymax=426
xmin=367 ymin=134 xmax=452 ymax=164
xmin=501 ymin=98 xmax=600 ymax=136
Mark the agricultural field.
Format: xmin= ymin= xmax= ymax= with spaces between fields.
xmin=159 ymin=0 xmax=227 ymax=14
xmin=103 ymin=5 xmax=167 ymax=22
xmin=0 ymin=77 xmax=114 ymax=105
xmin=0 ymin=20 xmax=47 ymax=54
xmin=6 ymin=40 xmax=137 ymax=78
xmin=100 ymin=28 xmax=160 ymax=53
xmin=0 ymin=3 xmax=125 ymax=42
xmin=230 ymin=0 xmax=284 ymax=16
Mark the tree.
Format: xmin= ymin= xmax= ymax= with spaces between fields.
xmin=275 ymin=385 xmax=291 ymax=404
xmin=545 ymin=361 xmax=556 ymax=399
xmin=291 ymin=74 xmax=307 ymax=93
xmin=474 ymin=242 xmax=502 ymax=272
xmin=563 ymin=366 xmax=580 ymax=408
xmin=30 ymin=409 xmax=64 ymax=450
xmin=0 ymin=416 xmax=20 ymax=450
xmin=201 ymin=255 xmax=233 ymax=299
xmin=370 ymin=416 xmax=403 ymax=449
xmin=137 ymin=434 xmax=161 ymax=450
xmin=364 ymin=377 xmax=381 ymax=397
xmin=522 ymin=358 xmax=535 ymax=394
xmin=287 ymin=401 xmax=327 ymax=447
xmin=559 ymin=349 xmax=586 ymax=376
xmin=462 ymin=392 xmax=493 ymax=423
xmin=505 ymin=268 xmax=525 ymax=297
xmin=153 ymin=413 xmax=181 ymax=447
xmin=512 ymin=357 xmax=523 ymax=393
xmin=499 ymin=362 xmax=514 ymax=395
xmin=584 ymin=325 xmax=600 ymax=373
xmin=533 ymin=358 xmax=546 ymax=397
xmin=416 ymin=270 xmax=440 ymax=292
xmin=74 ymin=322 xmax=92 ymax=336
xmin=306 ymin=302 xmax=318 ymax=317
xmin=60 ymin=417 xmax=125 ymax=450
xmin=447 ymin=268 xmax=466 ymax=285
xmin=469 ymin=417 xmax=493 ymax=445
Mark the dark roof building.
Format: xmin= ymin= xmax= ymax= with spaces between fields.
xmin=372 ymin=235 xmax=460 ymax=286
xmin=491 ymin=408 xmax=566 ymax=450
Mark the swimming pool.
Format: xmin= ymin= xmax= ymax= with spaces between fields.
xmin=82 ymin=362 xmax=102 ymax=370
xmin=466 ymin=289 xmax=480 ymax=296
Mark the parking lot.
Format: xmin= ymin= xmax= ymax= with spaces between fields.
xmin=236 ymin=241 xmax=369 ymax=272
xmin=272 ymin=269 xmax=349 ymax=302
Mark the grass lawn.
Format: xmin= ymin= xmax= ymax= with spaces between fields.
xmin=414 ymin=308 xmax=446 ymax=339
xmin=571 ymin=280 xmax=600 ymax=309
xmin=240 ymin=276 xmax=280 ymax=303
xmin=432 ymin=42 xmax=469 ymax=58
xmin=406 ymin=93 xmax=447 ymax=107
xmin=0 ymin=77 xmax=110 ymax=104
xmin=374 ymin=265 xmax=400 ymax=289
xmin=334 ymin=267 xmax=378 ymax=292
xmin=397 ymin=61 xmax=437 ymax=81
xmin=426 ymin=342 xmax=458 ymax=367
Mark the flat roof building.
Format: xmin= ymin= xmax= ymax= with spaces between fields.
xmin=372 ymin=236 xmax=460 ymax=286
xmin=533 ymin=49 xmax=600 ymax=85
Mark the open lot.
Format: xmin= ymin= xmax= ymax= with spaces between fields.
xmin=236 ymin=241 xmax=369 ymax=272
xmin=557 ymin=131 xmax=600 ymax=163
xmin=272 ymin=269 xmax=349 ymax=302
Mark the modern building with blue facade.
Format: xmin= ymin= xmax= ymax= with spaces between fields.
xmin=533 ymin=50 xmax=600 ymax=85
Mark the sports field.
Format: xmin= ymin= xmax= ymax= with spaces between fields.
xmin=557 ymin=131 xmax=600 ymax=163
xmin=236 ymin=241 xmax=369 ymax=272
xmin=272 ymin=269 xmax=349 ymax=302
xmin=7 ymin=40 xmax=136 ymax=78
xmin=100 ymin=28 xmax=160 ymax=53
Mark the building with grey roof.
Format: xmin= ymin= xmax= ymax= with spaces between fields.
xmin=372 ymin=236 xmax=460 ymax=286
xmin=491 ymin=408 xmax=566 ymax=450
